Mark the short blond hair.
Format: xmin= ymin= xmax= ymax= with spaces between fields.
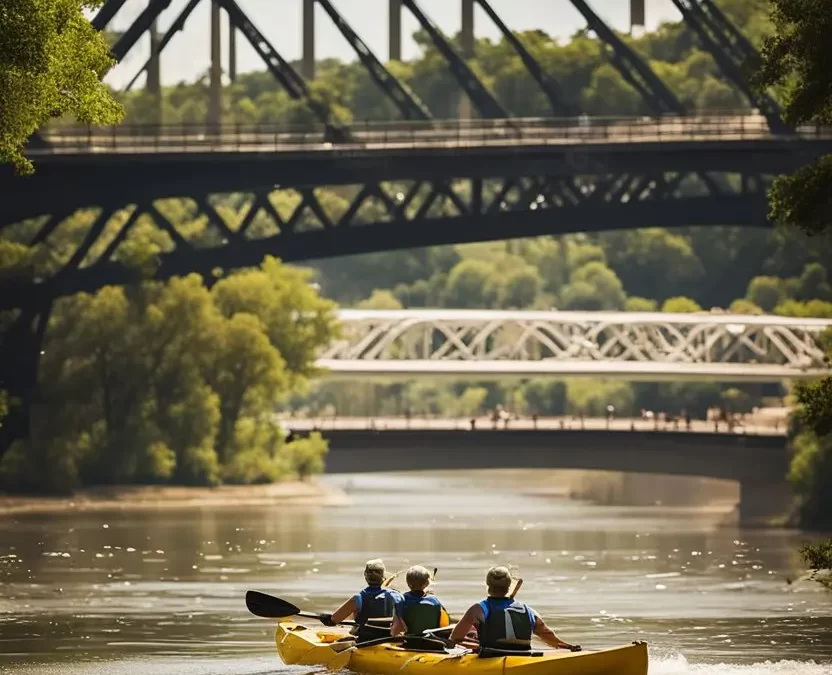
xmin=486 ymin=566 xmax=512 ymax=596
xmin=364 ymin=559 xmax=386 ymax=585
xmin=405 ymin=565 xmax=432 ymax=590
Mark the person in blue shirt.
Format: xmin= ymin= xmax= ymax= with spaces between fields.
xmin=320 ymin=559 xmax=402 ymax=642
xmin=391 ymin=565 xmax=450 ymax=637
xmin=450 ymin=566 xmax=579 ymax=652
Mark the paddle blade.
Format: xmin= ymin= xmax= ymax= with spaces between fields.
xmin=246 ymin=590 xmax=302 ymax=618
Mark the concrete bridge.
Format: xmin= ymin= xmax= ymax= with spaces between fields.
xmin=313 ymin=427 xmax=791 ymax=524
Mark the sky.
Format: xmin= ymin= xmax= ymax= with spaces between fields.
xmin=102 ymin=0 xmax=686 ymax=89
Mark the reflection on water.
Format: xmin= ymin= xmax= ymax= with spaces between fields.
xmin=1 ymin=469 xmax=830 ymax=675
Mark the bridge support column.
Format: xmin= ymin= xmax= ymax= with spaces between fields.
xmin=302 ymin=0 xmax=315 ymax=80
xmin=739 ymin=479 xmax=792 ymax=526
xmin=389 ymin=0 xmax=402 ymax=61
xmin=458 ymin=0 xmax=474 ymax=120
xmin=228 ymin=18 xmax=237 ymax=82
xmin=630 ymin=0 xmax=645 ymax=31
xmin=207 ymin=0 xmax=222 ymax=131
xmin=147 ymin=16 xmax=161 ymax=96
xmin=0 ymin=304 xmax=52 ymax=465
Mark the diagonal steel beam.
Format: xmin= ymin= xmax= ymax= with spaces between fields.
xmin=92 ymin=0 xmax=130 ymax=31
xmin=316 ymin=0 xmax=433 ymax=121
xmin=111 ymin=0 xmax=174 ymax=62
xmin=124 ymin=0 xmax=204 ymax=92
xmin=475 ymin=0 xmax=579 ymax=117
xmin=670 ymin=0 xmax=789 ymax=133
xmin=401 ymin=0 xmax=512 ymax=120
xmin=568 ymin=0 xmax=684 ymax=116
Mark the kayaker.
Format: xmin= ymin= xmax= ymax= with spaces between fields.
xmin=449 ymin=566 xmax=580 ymax=652
xmin=391 ymin=565 xmax=451 ymax=637
xmin=320 ymin=559 xmax=402 ymax=642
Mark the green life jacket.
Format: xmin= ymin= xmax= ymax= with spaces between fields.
xmin=397 ymin=591 xmax=443 ymax=635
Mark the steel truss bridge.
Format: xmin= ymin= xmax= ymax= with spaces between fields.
xmin=319 ymin=310 xmax=832 ymax=382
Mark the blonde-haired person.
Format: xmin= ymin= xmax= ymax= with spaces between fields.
xmin=320 ymin=559 xmax=403 ymax=642
xmin=450 ymin=566 xmax=579 ymax=652
xmin=391 ymin=566 xmax=451 ymax=637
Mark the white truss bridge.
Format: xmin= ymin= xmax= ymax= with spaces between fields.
xmin=317 ymin=310 xmax=832 ymax=382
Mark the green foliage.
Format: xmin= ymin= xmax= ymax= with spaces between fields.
xmin=454 ymin=387 xmax=489 ymax=417
xmin=800 ymin=540 xmax=832 ymax=590
xmin=358 ymin=290 xmax=404 ymax=310
xmin=624 ymin=297 xmax=659 ymax=312
xmin=0 ymin=259 xmax=336 ymax=493
xmin=729 ymin=298 xmax=764 ymax=315
xmin=788 ymin=431 xmax=832 ymax=528
xmin=0 ymin=0 xmax=124 ymax=173
xmin=661 ymin=296 xmax=702 ymax=313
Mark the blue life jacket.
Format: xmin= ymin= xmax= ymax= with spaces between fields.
xmin=353 ymin=586 xmax=401 ymax=641
xmin=395 ymin=590 xmax=444 ymax=635
xmin=477 ymin=597 xmax=536 ymax=651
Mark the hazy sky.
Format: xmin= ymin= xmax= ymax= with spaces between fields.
xmin=104 ymin=0 xmax=686 ymax=89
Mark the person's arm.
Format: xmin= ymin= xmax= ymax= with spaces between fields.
xmin=450 ymin=605 xmax=482 ymax=644
xmin=391 ymin=615 xmax=407 ymax=637
xmin=532 ymin=614 xmax=580 ymax=651
xmin=326 ymin=596 xmax=358 ymax=625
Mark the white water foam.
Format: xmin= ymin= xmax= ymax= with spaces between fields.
xmin=650 ymin=654 xmax=831 ymax=675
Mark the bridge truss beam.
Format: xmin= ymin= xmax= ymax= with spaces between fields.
xmin=669 ymin=0 xmax=788 ymax=133
xmin=474 ymin=0 xmax=578 ymax=117
xmin=316 ymin=0 xmax=433 ymax=120
xmin=401 ymin=0 xmax=511 ymax=119
xmin=568 ymin=0 xmax=685 ymax=116
xmin=1 ymin=169 xmax=771 ymax=311
xmin=319 ymin=310 xmax=832 ymax=382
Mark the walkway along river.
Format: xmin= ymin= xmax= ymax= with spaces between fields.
xmin=1 ymin=469 xmax=830 ymax=674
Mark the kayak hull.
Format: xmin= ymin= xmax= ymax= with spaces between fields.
xmin=275 ymin=621 xmax=648 ymax=675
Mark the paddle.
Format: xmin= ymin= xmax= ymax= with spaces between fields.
xmin=509 ymin=577 xmax=523 ymax=599
xmin=246 ymin=590 xmax=358 ymax=625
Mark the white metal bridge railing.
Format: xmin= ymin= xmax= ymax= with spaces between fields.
xmin=317 ymin=309 xmax=832 ymax=382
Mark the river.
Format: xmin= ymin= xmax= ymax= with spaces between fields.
xmin=1 ymin=470 xmax=831 ymax=675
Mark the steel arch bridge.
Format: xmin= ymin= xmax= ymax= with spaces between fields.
xmin=317 ymin=310 xmax=832 ymax=382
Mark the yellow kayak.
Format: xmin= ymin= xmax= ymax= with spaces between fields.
xmin=275 ymin=621 xmax=648 ymax=675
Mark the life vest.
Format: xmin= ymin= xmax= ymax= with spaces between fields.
xmin=354 ymin=586 xmax=401 ymax=642
xmin=396 ymin=591 xmax=446 ymax=635
xmin=476 ymin=597 xmax=535 ymax=651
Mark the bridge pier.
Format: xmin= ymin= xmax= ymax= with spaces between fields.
xmin=228 ymin=19 xmax=237 ymax=82
xmin=389 ymin=0 xmax=402 ymax=61
xmin=458 ymin=0 xmax=475 ymax=119
xmin=207 ymin=0 xmax=222 ymax=131
xmin=303 ymin=0 xmax=315 ymax=80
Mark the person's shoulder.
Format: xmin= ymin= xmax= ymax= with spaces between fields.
xmin=388 ymin=588 xmax=404 ymax=600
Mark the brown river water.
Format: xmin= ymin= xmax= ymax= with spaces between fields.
xmin=1 ymin=470 xmax=831 ymax=675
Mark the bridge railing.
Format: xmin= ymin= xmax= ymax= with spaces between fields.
xmin=33 ymin=112 xmax=832 ymax=154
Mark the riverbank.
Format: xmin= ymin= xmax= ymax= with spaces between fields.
xmin=0 ymin=479 xmax=349 ymax=516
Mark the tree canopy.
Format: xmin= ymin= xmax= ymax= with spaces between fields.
xmin=757 ymin=0 xmax=832 ymax=535
xmin=0 ymin=0 xmax=123 ymax=173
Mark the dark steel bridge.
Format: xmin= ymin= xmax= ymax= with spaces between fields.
xmin=2 ymin=0 xmax=830 ymax=458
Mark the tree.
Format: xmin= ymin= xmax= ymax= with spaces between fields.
xmin=755 ymin=0 xmax=832 ymax=239
xmin=498 ymin=265 xmax=542 ymax=309
xmin=357 ymin=290 xmax=403 ymax=310
xmin=624 ymin=297 xmax=658 ymax=312
xmin=746 ymin=276 xmax=785 ymax=312
xmin=0 ymin=0 xmax=124 ymax=173
xmin=757 ymin=0 xmax=832 ymax=531
xmin=569 ymin=262 xmax=626 ymax=310
xmin=661 ymin=296 xmax=702 ymax=313
xmin=801 ymin=541 xmax=832 ymax=590
xmin=729 ymin=298 xmax=764 ymax=315
xmin=442 ymin=260 xmax=498 ymax=308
